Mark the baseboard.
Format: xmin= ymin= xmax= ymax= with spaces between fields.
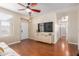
xmin=68 ymin=42 xmax=78 ymax=45
xmin=30 ymin=39 xmax=52 ymax=45
xmin=8 ymin=41 xmax=21 ymax=45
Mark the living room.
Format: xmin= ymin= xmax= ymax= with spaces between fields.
xmin=0 ymin=3 xmax=78 ymax=56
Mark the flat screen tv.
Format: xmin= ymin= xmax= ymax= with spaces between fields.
xmin=44 ymin=22 xmax=53 ymax=32
xmin=37 ymin=22 xmax=53 ymax=32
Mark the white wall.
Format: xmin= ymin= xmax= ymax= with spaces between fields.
xmin=56 ymin=7 xmax=78 ymax=44
xmin=0 ymin=7 xmax=27 ymax=45
xmin=77 ymin=7 xmax=79 ymax=50
xmin=29 ymin=12 xmax=57 ymax=44
xmin=68 ymin=11 xmax=78 ymax=44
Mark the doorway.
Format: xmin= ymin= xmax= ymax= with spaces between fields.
xmin=20 ymin=20 xmax=28 ymax=40
xmin=58 ymin=16 xmax=68 ymax=40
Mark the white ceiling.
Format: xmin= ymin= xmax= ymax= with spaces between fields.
xmin=0 ymin=3 xmax=79 ymax=16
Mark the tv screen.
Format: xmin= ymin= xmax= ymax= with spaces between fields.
xmin=44 ymin=22 xmax=53 ymax=32
xmin=37 ymin=22 xmax=53 ymax=32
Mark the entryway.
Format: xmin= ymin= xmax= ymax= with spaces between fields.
xmin=20 ymin=19 xmax=28 ymax=40
xmin=58 ymin=16 xmax=68 ymax=40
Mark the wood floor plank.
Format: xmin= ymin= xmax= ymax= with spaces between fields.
xmin=9 ymin=39 xmax=78 ymax=56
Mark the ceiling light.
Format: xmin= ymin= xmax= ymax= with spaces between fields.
xmin=26 ymin=8 xmax=31 ymax=12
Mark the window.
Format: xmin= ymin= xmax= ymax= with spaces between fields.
xmin=0 ymin=21 xmax=10 ymax=36
xmin=0 ymin=12 xmax=12 ymax=36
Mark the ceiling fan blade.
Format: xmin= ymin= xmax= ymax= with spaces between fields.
xmin=18 ymin=9 xmax=25 ymax=10
xmin=31 ymin=9 xmax=41 ymax=13
xmin=18 ymin=3 xmax=26 ymax=7
xmin=31 ymin=3 xmax=37 ymax=6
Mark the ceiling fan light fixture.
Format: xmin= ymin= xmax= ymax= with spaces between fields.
xmin=26 ymin=8 xmax=31 ymax=12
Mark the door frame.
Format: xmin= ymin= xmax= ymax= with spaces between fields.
xmin=58 ymin=16 xmax=68 ymax=40
xmin=20 ymin=19 xmax=29 ymax=40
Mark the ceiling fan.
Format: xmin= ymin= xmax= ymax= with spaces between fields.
xmin=18 ymin=3 xmax=41 ymax=17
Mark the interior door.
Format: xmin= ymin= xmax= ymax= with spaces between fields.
xmin=21 ymin=21 xmax=28 ymax=40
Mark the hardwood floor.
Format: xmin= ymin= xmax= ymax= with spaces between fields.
xmin=9 ymin=39 xmax=78 ymax=56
